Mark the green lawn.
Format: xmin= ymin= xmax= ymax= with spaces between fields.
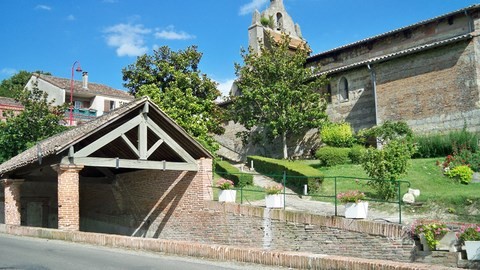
xmin=298 ymin=158 xmax=480 ymax=222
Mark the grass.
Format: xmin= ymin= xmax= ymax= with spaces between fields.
xmin=298 ymin=158 xmax=480 ymax=223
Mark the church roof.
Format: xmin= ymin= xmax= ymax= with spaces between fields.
xmin=308 ymin=4 xmax=480 ymax=61
xmin=316 ymin=33 xmax=471 ymax=76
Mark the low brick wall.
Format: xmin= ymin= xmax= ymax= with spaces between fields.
xmin=201 ymin=202 xmax=415 ymax=262
xmin=0 ymin=224 xmax=458 ymax=270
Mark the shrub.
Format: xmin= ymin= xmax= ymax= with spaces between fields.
xmin=414 ymin=133 xmax=451 ymax=158
xmin=246 ymin=156 xmax=323 ymax=193
xmin=315 ymin=146 xmax=350 ymax=166
xmin=357 ymin=121 xmax=413 ymax=146
xmin=215 ymin=160 xmax=253 ymax=187
xmin=349 ymin=145 xmax=366 ymax=164
xmin=414 ymin=129 xmax=479 ymax=158
xmin=320 ymin=122 xmax=355 ymax=147
xmin=361 ymin=139 xmax=416 ymax=200
xmin=440 ymin=146 xmax=480 ymax=172
xmin=445 ymin=165 xmax=473 ymax=184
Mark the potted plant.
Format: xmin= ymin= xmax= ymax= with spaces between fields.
xmin=337 ymin=190 xmax=368 ymax=219
xmin=411 ymin=220 xmax=450 ymax=251
xmin=265 ymin=184 xmax=284 ymax=208
xmin=216 ymin=178 xmax=236 ymax=203
xmin=458 ymin=224 xmax=480 ymax=260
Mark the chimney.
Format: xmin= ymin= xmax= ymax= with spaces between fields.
xmin=82 ymin=71 xmax=88 ymax=89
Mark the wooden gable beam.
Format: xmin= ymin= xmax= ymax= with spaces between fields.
xmin=66 ymin=103 xmax=198 ymax=171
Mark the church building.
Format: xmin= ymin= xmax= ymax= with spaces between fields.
xmin=220 ymin=1 xmax=480 ymax=160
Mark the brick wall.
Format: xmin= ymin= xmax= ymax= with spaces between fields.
xmin=377 ymin=40 xmax=480 ymax=133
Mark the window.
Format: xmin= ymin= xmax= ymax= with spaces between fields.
xmin=104 ymin=99 xmax=115 ymax=112
xmin=74 ymin=101 xmax=82 ymax=109
xmin=276 ymin=12 xmax=283 ymax=30
xmin=327 ymin=84 xmax=332 ymax=103
xmin=338 ymin=77 xmax=349 ymax=102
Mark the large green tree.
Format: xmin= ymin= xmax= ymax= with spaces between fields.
xmin=0 ymin=70 xmax=50 ymax=98
xmin=231 ymin=34 xmax=329 ymax=159
xmin=122 ymin=46 xmax=224 ymax=153
xmin=0 ymin=84 xmax=67 ymax=163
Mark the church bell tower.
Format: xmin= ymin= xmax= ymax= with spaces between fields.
xmin=248 ymin=0 xmax=305 ymax=53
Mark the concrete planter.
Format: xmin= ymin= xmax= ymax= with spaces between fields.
xmin=218 ymin=190 xmax=236 ymax=203
xmin=344 ymin=202 xmax=368 ymax=219
xmin=265 ymin=194 xmax=284 ymax=208
xmin=465 ymin=241 xmax=480 ymax=260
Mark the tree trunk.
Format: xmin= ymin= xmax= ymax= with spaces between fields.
xmin=282 ymin=131 xmax=288 ymax=159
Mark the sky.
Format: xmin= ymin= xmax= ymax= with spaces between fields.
xmin=0 ymin=0 xmax=479 ymax=98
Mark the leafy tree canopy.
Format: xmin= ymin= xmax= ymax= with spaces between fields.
xmin=0 ymin=84 xmax=67 ymax=163
xmin=122 ymin=46 xmax=224 ymax=153
xmin=0 ymin=70 xmax=51 ymax=98
xmin=231 ymin=33 xmax=329 ymax=159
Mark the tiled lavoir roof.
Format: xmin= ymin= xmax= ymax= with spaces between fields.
xmin=0 ymin=96 xmax=212 ymax=176
xmin=308 ymin=4 xmax=480 ymax=60
xmin=0 ymin=97 xmax=23 ymax=108
xmin=35 ymin=74 xmax=133 ymax=100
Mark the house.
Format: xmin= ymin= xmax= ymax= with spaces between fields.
xmin=26 ymin=73 xmax=134 ymax=126
xmin=0 ymin=97 xmax=23 ymax=121
xmin=218 ymin=2 xmax=480 ymax=161
xmin=0 ymin=97 xmax=213 ymax=237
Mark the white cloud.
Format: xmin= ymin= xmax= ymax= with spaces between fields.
xmin=239 ymin=0 xmax=268 ymax=16
xmin=216 ymin=79 xmax=235 ymax=97
xmin=35 ymin=4 xmax=52 ymax=11
xmin=104 ymin=23 xmax=151 ymax=57
xmin=0 ymin=68 xmax=17 ymax=76
xmin=154 ymin=26 xmax=195 ymax=40
xmin=67 ymin=14 xmax=75 ymax=21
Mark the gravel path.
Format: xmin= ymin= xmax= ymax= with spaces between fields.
xmin=233 ymin=164 xmax=423 ymax=225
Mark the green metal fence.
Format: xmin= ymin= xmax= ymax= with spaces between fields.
xmin=214 ymin=171 xmax=411 ymax=224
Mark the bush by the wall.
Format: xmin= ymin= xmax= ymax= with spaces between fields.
xmin=349 ymin=145 xmax=366 ymax=164
xmin=246 ymin=156 xmax=323 ymax=193
xmin=320 ymin=122 xmax=355 ymax=147
xmin=414 ymin=129 xmax=479 ymax=158
xmin=315 ymin=147 xmax=350 ymax=167
xmin=215 ymin=160 xmax=253 ymax=187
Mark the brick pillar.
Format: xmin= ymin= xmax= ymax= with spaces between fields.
xmin=2 ymin=179 xmax=24 ymax=225
xmin=57 ymin=164 xmax=83 ymax=231
xmin=197 ymin=158 xmax=213 ymax=201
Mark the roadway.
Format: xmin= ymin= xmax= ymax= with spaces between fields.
xmin=0 ymin=233 xmax=284 ymax=270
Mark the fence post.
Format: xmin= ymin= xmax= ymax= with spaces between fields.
xmin=240 ymin=186 xmax=243 ymax=204
xmin=334 ymin=177 xmax=338 ymax=216
xmin=398 ymin=180 xmax=402 ymax=224
xmin=283 ymin=171 xmax=286 ymax=210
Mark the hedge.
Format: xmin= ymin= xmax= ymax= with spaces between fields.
xmin=315 ymin=146 xmax=350 ymax=166
xmin=246 ymin=156 xmax=323 ymax=193
xmin=215 ymin=160 xmax=253 ymax=187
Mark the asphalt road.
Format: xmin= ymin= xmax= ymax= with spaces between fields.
xmin=0 ymin=234 xmax=285 ymax=270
